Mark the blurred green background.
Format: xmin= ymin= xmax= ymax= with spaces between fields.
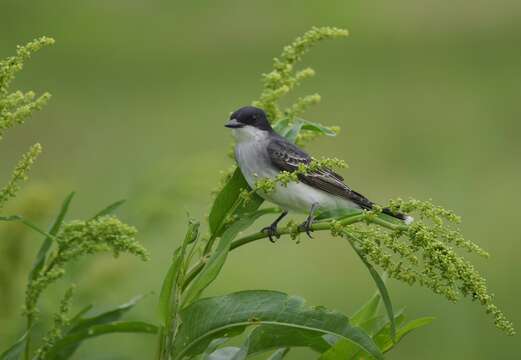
xmin=1 ymin=1 xmax=520 ymax=358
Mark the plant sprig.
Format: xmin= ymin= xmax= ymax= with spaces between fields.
xmin=156 ymin=23 xmax=514 ymax=359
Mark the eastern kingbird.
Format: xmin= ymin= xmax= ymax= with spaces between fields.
xmin=225 ymin=106 xmax=412 ymax=241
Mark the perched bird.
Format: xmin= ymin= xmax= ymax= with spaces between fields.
xmin=225 ymin=106 xmax=412 ymax=242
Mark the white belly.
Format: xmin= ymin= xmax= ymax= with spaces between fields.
xmin=235 ymin=140 xmax=358 ymax=214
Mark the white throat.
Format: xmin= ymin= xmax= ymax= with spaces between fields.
xmin=231 ymin=125 xmax=270 ymax=144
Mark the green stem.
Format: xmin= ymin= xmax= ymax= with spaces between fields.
xmin=183 ymin=213 xmax=402 ymax=291
xmin=202 ymin=194 xmax=247 ymax=255
xmin=24 ymin=318 xmax=32 ymax=360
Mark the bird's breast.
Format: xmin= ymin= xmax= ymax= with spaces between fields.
xmin=234 ymin=140 xmax=356 ymax=213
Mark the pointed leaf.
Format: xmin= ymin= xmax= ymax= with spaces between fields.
xmin=200 ymin=338 xmax=229 ymax=360
xmin=206 ymin=347 xmax=241 ymax=360
xmin=244 ymin=325 xmax=332 ymax=356
xmin=70 ymin=295 xmax=145 ymax=333
xmin=46 ymin=321 xmax=157 ymax=359
xmin=183 ymin=209 xmax=276 ymax=306
xmin=0 ymin=332 xmax=28 ymax=360
xmin=298 ymin=118 xmax=337 ymax=136
xmin=172 ymin=290 xmax=383 ymax=360
xmin=208 ymin=168 xmax=263 ymax=237
xmin=50 ymin=296 xmax=145 ymax=359
xmin=346 ymin=234 xmax=397 ymax=341
xmin=377 ymin=317 xmax=434 ymax=353
xmin=267 ymin=348 xmax=290 ymax=360
xmin=272 ymin=118 xmax=290 ymax=135
xmin=0 ymin=215 xmax=56 ymax=238
xmin=159 ymin=219 xmax=199 ymax=323
xmin=320 ymin=310 xmax=406 ymax=360
xmin=91 ymin=199 xmax=126 ymax=219
xmin=285 ymin=121 xmax=304 ymax=143
xmin=30 ymin=192 xmax=75 ymax=280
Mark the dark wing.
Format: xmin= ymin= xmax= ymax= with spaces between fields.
xmin=267 ymin=136 xmax=374 ymax=210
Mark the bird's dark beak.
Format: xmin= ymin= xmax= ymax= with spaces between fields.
xmin=225 ymin=118 xmax=243 ymax=128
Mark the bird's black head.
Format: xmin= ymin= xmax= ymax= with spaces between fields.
xmin=225 ymin=106 xmax=272 ymax=131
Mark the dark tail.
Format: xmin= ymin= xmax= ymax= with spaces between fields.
xmin=382 ymin=207 xmax=414 ymax=225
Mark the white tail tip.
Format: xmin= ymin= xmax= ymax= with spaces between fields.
xmin=404 ymin=215 xmax=414 ymax=225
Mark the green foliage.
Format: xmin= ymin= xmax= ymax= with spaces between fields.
xmin=208 ymin=169 xmax=264 ymax=238
xmin=172 ymin=290 xmax=382 ymax=360
xmin=152 ymin=25 xmax=514 ymax=360
xmin=335 ymin=198 xmax=514 ymax=335
xmin=0 ymin=144 xmax=42 ymax=210
xmin=0 ymin=37 xmax=53 ymax=211
xmin=2 ymin=25 xmax=513 ymax=360
xmin=46 ymin=295 xmax=157 ymax=360
xmin=158 ymin=219 xmax=200 ymax=359
xmin=23 ymin=215 xmax=149 ymax=324
xmin=34 ymin=286 xmax=76 ymax=359
xmin=253 ymin=26 xmax=348 ymax=122
xmin=0 ymin=332 xmax=29 ymax=360
xmin=0 ymin=36 xmax=54 ymax=140
xmin=319 ymin=293 xmax=434 ymax=359
xmin=0 ymin=38 xmax=152 ymax=360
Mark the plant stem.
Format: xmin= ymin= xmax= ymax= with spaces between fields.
xmin=202 ymin=195 xmax=246 ymax=255
xmin=24 ymin=319 xmax=32 ymax=360
xmin=182 ymin=213 xmax=406 ymax=292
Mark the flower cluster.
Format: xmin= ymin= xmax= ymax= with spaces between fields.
xmin=327 ymin=199 xmax=514 ymax=335
xmin=253 ymin=26 xmax=348 ymax=122
xmin=0 ymin=37 xmax=54 ymax=211
xmin=24 ymin=216 xmax=149 ymax=321
xmin=0 ymin=36 xmax=54 ymax=140
xmin=34 ymin=285 xmax=75 ymax=359
xmin=0 ymin=143 xmax=42 ymax=210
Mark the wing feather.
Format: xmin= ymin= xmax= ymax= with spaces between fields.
xmin=267 ymin=137 xmax=374 ymax=210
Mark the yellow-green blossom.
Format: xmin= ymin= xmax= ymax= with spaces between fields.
xmin=0 ymin=143 xmax=42 ymax=210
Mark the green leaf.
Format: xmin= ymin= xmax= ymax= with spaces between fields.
xmin=206 ymin=347 xmax=240 ymax=360
xmin=91 ymin=199 xmax=126 ymax=219
xmin=159 ymin=219 xmax=199 ymax=323
xmin=377 ymin=317 xmax=434 ymax=353
xmin=0 ymin=332 xmax=28 ymax=360
xmin=171 ymin=290 xmax=383 ymax=360
xmin=284 ymin=121 xmax=304 ymax=143
xmin=320 ymin=311 xmax=405 ymax=360
xmin=200 ymin=338 xmax=230 ymax=360
xmin=70 ymin=295 xmax=145 ymax=332
xmin=159 ymin=220 xmax=200 ymax=359
xmin=208 ymin=168 xmax=264 ymax=237
xmin=0 ymin=215 xmax=56 ymax=239
xmin=351 ymin=293 xmax=381 ymax=327
xmin=242 ymin=325 xmax=332 ymax=356
xmin=272 ymin=118 xmax=290 ymax=135
xmin=46 ymin=321 xmax=158 ymax=360
xmin=327 ymin=312 xmax=433 ymax=359
xmin=298 ymin=118 xmax=337 ymax=136
xmin=68 ymin=304 xmax=94 ymax=327
xmin=30 ymin=192 xmax=75 ymax=280
xmin=183 ymin=209 xmax=274 ymax=306
xmin=346 ymin=234 xmax=397 ymax=341
xmin=48 ymin=296 xmax=145 ymax=359
xmin=267 ymin=348 xmax=290 ymax=360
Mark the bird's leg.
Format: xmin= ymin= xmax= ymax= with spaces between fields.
xmin=262 ymin=210 xmax=289 ymax=243
xmin=299 ymin=203 xmax=318 ymax=238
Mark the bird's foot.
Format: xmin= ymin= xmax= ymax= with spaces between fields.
xmin=298 ymin=216 xmax=314 ymax=239
xmin=261 ymin=224 xmax=280 ymax=243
